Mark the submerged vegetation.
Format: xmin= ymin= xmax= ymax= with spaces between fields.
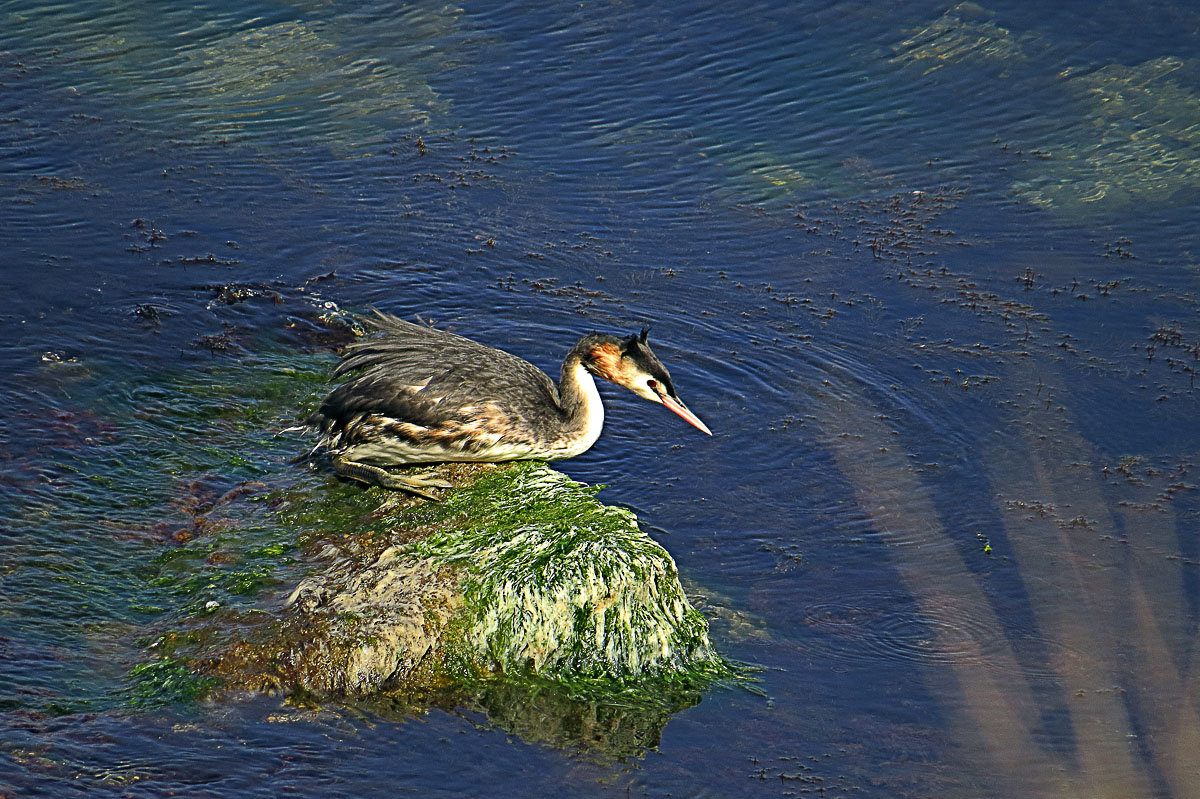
xmin=127 ymin=656 xmax=221 ymax=707
xmin=894 ymin=3 xmax=1200 ymax=212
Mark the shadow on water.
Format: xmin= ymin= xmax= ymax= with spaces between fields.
xmin=3 ymin=0 xmax=1200 ymax=796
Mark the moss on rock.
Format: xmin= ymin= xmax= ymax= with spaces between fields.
xmin=212 ymin=462 xmax=725 ymax=700
xmin=408 ymin=463 xmax=716 ymax=680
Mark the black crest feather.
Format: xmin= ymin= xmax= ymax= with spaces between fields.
xmin=623 ymin=327 xmax=650 ymax=353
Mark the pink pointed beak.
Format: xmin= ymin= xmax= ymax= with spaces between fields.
xmin=660 ymin=394 xmax=712 ymax=436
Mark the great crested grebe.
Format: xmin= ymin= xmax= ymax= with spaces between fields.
xmin=306 ymin=311 xmax=711 ymax=497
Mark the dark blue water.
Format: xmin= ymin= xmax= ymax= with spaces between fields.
xmin=3 ymin=0 xmax=1200 ymax=796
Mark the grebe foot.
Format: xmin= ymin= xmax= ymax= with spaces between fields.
xmin=331 ymin=455 xmax=452 ymax=500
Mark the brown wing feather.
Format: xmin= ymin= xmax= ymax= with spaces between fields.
xmin=312 ymin=313 xmax=564 ymax=441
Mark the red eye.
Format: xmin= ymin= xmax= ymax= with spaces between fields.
xmin=647 ymin=379 xmax=658 ymax=389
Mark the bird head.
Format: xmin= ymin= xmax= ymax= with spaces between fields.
xmin=582 ymin=329 xmax=712 ymax=435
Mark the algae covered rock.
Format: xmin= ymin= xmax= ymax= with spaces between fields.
xmin=411 ymin=464 xmax=715 ymax=679
xmin=221 ymin=462 xmax=722 ymax=698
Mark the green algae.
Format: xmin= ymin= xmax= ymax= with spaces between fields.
xmin=405 ymin=463 xmax=721 ymax=680
xmin=127 ymin=656 xmax=221 ymax=707
xmin=263 ymin=459 xmax=744 ymax=757
xmin=197 ymin=460 xmax=731 ymax=718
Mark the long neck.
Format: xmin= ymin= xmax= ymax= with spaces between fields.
xmin=557 ymin=352 xmax=604 ymax=446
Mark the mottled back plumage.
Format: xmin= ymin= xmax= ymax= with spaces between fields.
xmin=311 ymin=313 xmax=569 ymax=459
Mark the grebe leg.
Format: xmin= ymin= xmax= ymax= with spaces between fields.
xmin=331 ymin=455 xmax=452 ymax=500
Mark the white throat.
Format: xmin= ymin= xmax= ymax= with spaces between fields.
xmin=563 ymin=361 xmax=604 ymax=457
